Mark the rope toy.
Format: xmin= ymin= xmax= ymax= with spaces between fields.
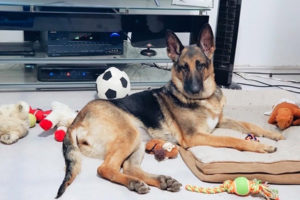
xmin=185 ymin=177 xmax=279 ymax=200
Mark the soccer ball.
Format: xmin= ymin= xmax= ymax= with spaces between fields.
xmin=96 ymin=67 xmax=131 ymax=100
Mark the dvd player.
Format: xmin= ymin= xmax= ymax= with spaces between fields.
xmin=46 ymin=31 xmax=124 ymax=57
xmin=37 ymin=65 xmax=108 ymax=82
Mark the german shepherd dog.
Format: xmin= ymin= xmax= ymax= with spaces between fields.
xmin=56 ymin=24 xmax=284 ymax=198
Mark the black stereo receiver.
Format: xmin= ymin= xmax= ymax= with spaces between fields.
xmin=37 ymin=65 xmax=108 ymax=82
xmin=46 ymin=31 xmax=125 ymax=57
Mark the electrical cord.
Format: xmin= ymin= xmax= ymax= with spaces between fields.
xmin=234 ymin=72 xmax=300 ymax=94
xmin=137 ymin=64 xmax=300 ymax=94
xmin=235 ymin=71 xmax=300 ymax=84
xmin=141 ymin=63 xmax=172 ymax=71
xmin=236 ymin=82 xmax=300 ymax=94
xmin=123 ymin=32 xmax=173 ymax=71
xmin=122 ymin=32 xmax=172 ymax=71
xmin=234 ymin=72 xmax=300 ymax=89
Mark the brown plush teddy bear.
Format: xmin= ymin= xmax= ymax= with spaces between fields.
xmin=145 ymin=139 xmax=179 ymax=161
xmin=268 ymin=102 xmax=300 ymax=130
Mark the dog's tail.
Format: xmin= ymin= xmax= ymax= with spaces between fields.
xmin=56 ymin=127 xmax=82 ymax=199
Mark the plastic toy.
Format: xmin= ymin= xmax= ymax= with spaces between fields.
xmin=185 ymin=177 xmax=279 ymax=200
xmin=268 ymin=102 xmax=300 ymax=130
xmin=145 ymin=139 xmax=178 ymax=161
xmin=96 ymin=67 xmax=131 ymax=100
xmin=39 ymin=101 xmax=77 ymax=142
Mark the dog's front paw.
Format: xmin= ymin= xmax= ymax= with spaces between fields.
xmin=0 ymin=134 xmax=19 ymax=144
xmin=271 ymin=132 xmax=285 ymax=141
xmin=128 ymin=180 xmax=150 ymax=194
xmin=158 ymin=175 xmax=182 ymax=192
xmin=257 ymin=143 xmax=277 ymax=153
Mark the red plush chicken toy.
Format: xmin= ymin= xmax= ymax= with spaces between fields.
xmin=29 ymin=107 xmax=51 ymax=122
xmin=39 ymin=101 xmax=77 ymax=142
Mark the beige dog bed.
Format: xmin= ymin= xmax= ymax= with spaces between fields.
xmin=180 ymin=89 xmax=300 ymax=184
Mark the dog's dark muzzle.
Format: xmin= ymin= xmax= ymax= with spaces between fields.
xmin=184 ymin=75 xmax=203 ymax=94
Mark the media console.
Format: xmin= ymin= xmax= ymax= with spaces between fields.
xmin=0 ymin=0 xmax=240 ymax=90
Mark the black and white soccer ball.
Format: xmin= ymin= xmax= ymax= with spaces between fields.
xmin=96 ymin=67 xmax=131 ymax=100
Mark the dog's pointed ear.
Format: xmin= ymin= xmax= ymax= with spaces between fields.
xmin=197 ymin=24 xmax=215 ymax=59
xmin=166 ymin=30 xmax=184 ymax=62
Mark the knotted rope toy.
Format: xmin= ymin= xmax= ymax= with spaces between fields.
xmin=185 ymin=177 xmax=279 ymax=200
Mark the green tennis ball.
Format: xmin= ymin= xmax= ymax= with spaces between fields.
xmin=234 ymin=177 xmax=250 ymax=196
xmin=28 ymin=113 xmax=37 ymax=128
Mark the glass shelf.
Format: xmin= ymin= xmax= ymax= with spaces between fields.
xmin=0 ymin=41 xmax=171 ymax=64
xmin=0 ymin=63 xmax=171 ymax=91
xmin=0 ymin=0 xmax=212 ymax=11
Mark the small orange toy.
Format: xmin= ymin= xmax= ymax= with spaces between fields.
xmin=145 ymin=139 xmax=178 ymax=161
xmin=268 ymin=102 xmax=300 ymax=130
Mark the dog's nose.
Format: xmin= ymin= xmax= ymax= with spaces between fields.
xmin=191 ymin=84 xmax=200 ymax=94
xmin=184 ymin=76 xmax=203 ymax=94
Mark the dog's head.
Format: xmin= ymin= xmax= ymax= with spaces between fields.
xmin=166 ymin=24 xmax=216 ymax=99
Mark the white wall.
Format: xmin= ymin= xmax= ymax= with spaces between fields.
xmin=208 ymin=0 xmax=300 ymax=68
xmin=235 ymin=0 xmax=300 ymax=68
xmin=209 ymin=0 xmax=300 ymax=69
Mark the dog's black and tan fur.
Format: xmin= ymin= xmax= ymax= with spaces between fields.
xmin=56 ymin=24 xmax=284 ymax=198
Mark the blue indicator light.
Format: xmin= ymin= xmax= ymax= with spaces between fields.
xmin=82 ymin=72 xmax=86 ymax=76
xmin=49 ymin=72 xmax=54 ymax=77
xmin=110 ymin=32 xmax=120 ymax=37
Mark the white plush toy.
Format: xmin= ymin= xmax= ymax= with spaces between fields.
xmin=0 ymin=101 xmax=31 ymax=144
xmin=96 ymin=67 xmax=131 ymax=99
xmin=39 ymin=101 xmax=77 ymax=142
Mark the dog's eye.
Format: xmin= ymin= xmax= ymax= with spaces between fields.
xmin=196 ymin=62 xmax=207 ymax=70
xmin=178 ymin=64 xmax=189 ymax=72
xmin=183 ymin=64 xmax=190 ymax=72
xmin=183 ymin=63 xmax=190 ymax=72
